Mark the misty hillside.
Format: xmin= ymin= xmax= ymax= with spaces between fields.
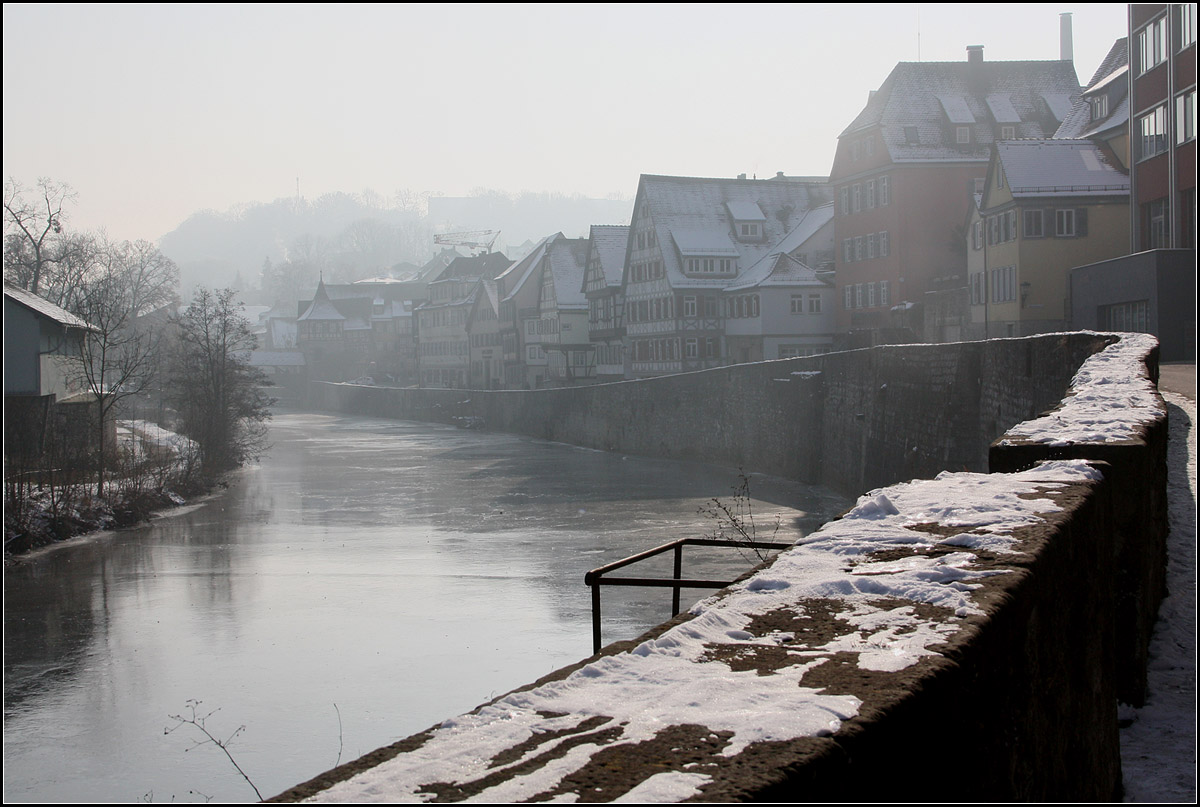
xmin=158 ymin=190 xmax=633 ymax=296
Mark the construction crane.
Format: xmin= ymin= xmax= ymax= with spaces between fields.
xmin=433 ymin=230 xmax=501 ymax=255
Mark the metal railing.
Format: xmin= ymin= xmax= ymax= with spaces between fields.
xmin=584 ymin=537 xmax=791 ymax=654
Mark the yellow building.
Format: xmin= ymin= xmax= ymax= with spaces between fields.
xmin=969 ymin=139 xmax=1130 ymax=337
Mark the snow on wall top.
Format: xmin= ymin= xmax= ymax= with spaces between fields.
xmin=304 ymin=458 xmax=1106 ymax=804
xmin=1000 ymin=332 xmax=1161 ymax=446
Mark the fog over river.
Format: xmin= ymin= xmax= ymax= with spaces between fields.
xmin=4 ymin=411 xmax=849 ymax=802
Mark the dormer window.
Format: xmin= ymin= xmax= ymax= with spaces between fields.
xmin=904 ymin=126 xmax=919 ymax=144
xmin=956 ymin=126 xmax=971 ymax=144
xmin=1089 ymin=94 xmax=1109 ymax=121
xmin=739 ymin=222 xmax=760 ymax=238
xmin=1001 ymin=125 xmax=1016 ymax=139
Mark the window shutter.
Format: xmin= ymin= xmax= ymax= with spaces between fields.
xmin=1077 ymin=208 xmax=1088 ymax=236
xmin=1048 ymin=208 xmax=1057 ymax=237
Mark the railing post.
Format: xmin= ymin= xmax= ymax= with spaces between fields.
xmin=591 ymin=581 xmax=602 ymax=655
xmin=672 ymin=544 xmax=683 ymax=616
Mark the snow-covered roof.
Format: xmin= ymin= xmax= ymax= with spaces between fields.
xmin=1054 ymin=39 xmax=1130 ymax=141
xmin=3 ymin=281 xmax=97 ymax=331
xmin=724 ymin=200 xmax=766 ymax=221
xmin=671 ymin=229 xmax=741 ymax=257
xmin=543 ymin=237 xmax=589 ymax=309
xmin=985 ymin=93 xmax=1021 ymax=123
xmin=498 ymin=234 xmax=556 ymax=302
xmin=635 ymin=174 xmax=828 ymax=291
xmin=725 ymin=252 xmax=832 ymax=292
xmin=767 ymin=203 xmax=835 ymax=257
xmin=840 ymin=58 xmax=1081 ymax=163
xmin=586 ymin=225 xmax=629 ymax=290
xmin=996 ymin=139 xmax=1129 ymax=198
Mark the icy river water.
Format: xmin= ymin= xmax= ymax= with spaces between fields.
xmin=3 ymin=410 xmax=849 ymax=803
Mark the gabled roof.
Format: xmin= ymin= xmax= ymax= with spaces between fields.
xmin=543 ymin=237 xmax=590 ymax=309
xmin=1054 ymin=39 xmax=1130 ymax=140
xmin=497 ymin=233 xmax=557 ymax=302
xmin=431 ymin=252 xmax=512 ymax=283
xmin=767 ymin=203 xmax=835 ymax=257
xmin=4 ymin=281 xmax=97 ymax=331
xmin=724 ymin=252 xmax=832 ymax=292
xmin=585 ymin=225 xmax=629 ymax=290
xmin=840 ymin=57 xmax=1082 ymax=163
xmin=633 ymin=174 xmax=829 ymax=291
xmin=995 ymin=139 xmax=1129 ymax=198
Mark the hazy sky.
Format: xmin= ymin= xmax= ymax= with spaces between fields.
xmin=4 ymin=4 xmax=1129 ymax=244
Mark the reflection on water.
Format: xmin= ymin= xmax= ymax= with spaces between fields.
xmin=3 ymin=411 xmax=848 ymax=802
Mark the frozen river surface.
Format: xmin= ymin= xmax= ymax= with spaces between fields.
xmin=3 ymin=411 xmax=848 ymax=803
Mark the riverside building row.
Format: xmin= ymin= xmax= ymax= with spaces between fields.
xmin=262 ymin=8 xmax=1193 ymax=385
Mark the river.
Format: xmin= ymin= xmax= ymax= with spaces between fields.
xmin=3 ymin=410 xmax=848 ymax=802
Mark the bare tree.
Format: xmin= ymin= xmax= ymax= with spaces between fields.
xmin=70 ymin=238 xmax=180 ymax=494
xmin=3 ymin=177 xmax=77 ymax=294
xmin=167 ymin=288 xmax=272 ymax=474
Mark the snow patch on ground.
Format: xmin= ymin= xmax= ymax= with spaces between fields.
xmin=1119 ymin=391 xmax=1196 ymax=802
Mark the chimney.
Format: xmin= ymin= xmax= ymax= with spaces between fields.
xmin=966 ymin=45 xmax=984 ymax=63
xmin=776 ymin=171 xmax=785 ymax=179
xmin=1060 ymin=12 xmax=1073 ymax=61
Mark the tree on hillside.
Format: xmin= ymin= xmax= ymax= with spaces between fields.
xmin=167 ymin=288 xmax=272 ymax=474
xmin=70 ymin=238 xmax=180 ymax=495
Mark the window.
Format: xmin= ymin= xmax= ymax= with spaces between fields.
xmin=973 ymin=219 xmax=984 ymax=249
xmin=839 ymin=187 xmax=849 ymax=215
xmin=1177 ymin=90 xmax=1196 ymax=144
xmin=704 ymin=296 xmax=717 ymax=317
xmin=879 ymin=175 xmax=890 ymax=206
xmin=1007 ymin=210 xmax=1017 ymax=241
xmin=956 ymin=126 xmax=971 ymax=144
xmin=1056 ymin=208 xmax=1076 ymax=237
xmin=1144 ymin=199 xmax=1170 ymax=248
xmin=1103 ymin=300 xmax=1150 ymax=333
xmin=1139 ymin=105 xmax=1169 ymax=160
xmin=904 ymin=126 xmax=919 ymax=144
xmin=867 ymin=282 xmax=878 ymax=308
xmin=878 ymin=231 xmax=889 ymax=257
xmin=852 ymin=184 xmax=861 ymax=213
xmin=808 ymin=294 xmax=821 ymax=314
xmin=1089 ymin=94 xmax=1109 ymax=121
xmin=790 ymin=294 xmax=804 ymax=314
xmin=879 ymin=280 xmax=890 ymax=306
xmin=854 ymin=236 xmax=864 ymax=261
xmin=1139 ymin=15 xmax=1168 ymax=73
xmin=1024 ymin=209 xmax=1044 ymax=238
xmin=844 ymin=285 xmax=853 ymax=309
xmin=855 ymin=283 xmax=864 ymax=308
xmin=682 ymin=295 xmax=696 ymax=318
xmin=1001 ymin=125 xmax=1016 ymax=139
xmin=685 ymin=338 xmax=698 ymax=359
xmin=1183 ymin=4 xmax=1197 ymax=49
xmin=970 ymin=272 xmax=984 ymax=305
xmin=740 ymin=223 xmax=760 ymax=238
xmin=843 ymin=238 xmax=853 ymax=263
xmin=991 ymin=266 xmax=1016 ymax=302
xmin=706 ymin=337 xmax=717 ymax=358
xmin=865 ymin=179 xmax=876 ymax=209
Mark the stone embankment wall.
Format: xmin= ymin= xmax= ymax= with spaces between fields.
xmin=311 ymin=332 xmax=1114 ymax=496
xmin=283 ymin=332 xmax=1166 ymax=803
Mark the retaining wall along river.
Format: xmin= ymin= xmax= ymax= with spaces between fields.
xmin=284 ymin=332 xmax=1166 ymax=802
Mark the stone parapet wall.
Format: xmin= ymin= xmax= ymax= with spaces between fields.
xmin=285 ymin=332 xmax=1166 ymax=802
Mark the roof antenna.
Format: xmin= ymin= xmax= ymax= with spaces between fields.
xmin=917 ymin=6 xmax=922 ymax=62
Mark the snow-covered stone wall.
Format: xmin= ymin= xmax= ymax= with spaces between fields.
xmin=287 ymin=332 xmax=1167 ymax=802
